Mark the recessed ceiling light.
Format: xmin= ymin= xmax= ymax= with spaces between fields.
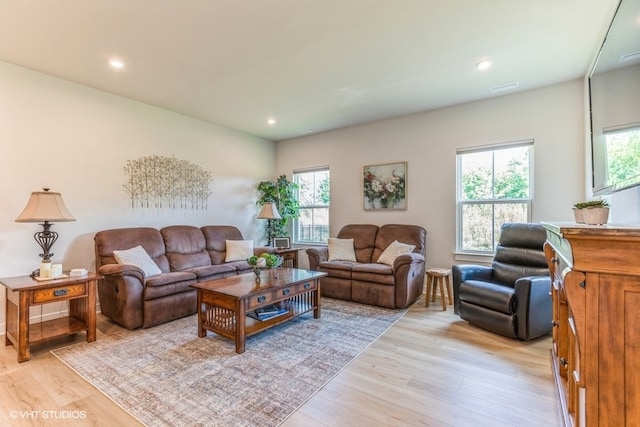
xmin=620 ymin=51 xmax=640 ymax=63
xmin=490 ymin=82 xmax=519 ymax=93
xmin=476 ymin=60 xmax=492 ymax=70
xmin=300 ymin=129 xmax=314 ymax=135
xmin=267 ymin=118 xmax=276 ymax=126
xmin=108 ymin=58 xmax=125 ymax=70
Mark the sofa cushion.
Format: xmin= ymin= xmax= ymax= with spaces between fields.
xmin=328 ymin=238 xmax=356 ymax=261
xmin=143 ymin=272 xmax=197 ymax=300
xmin=224 ymin=260 xmax=253 ymax=273
xmin=336 ymin=224 xmax=379 ymax=263
xmin=372 ymin=224 xmax=425 ymax=263
xmin=95 ymin=227 xmax=171 ymax=273
xmin=113 ymin=245 xmax=162 ymax=277
xmin=201 ymin=225 xmax=245 ymax=264
xmin=352 ymin=263 xmax=395 ymax=285
xmin=318 ymin=260 xmax=356 ymax=280
xmin=225 ymin=240 xmax=254 ymax=262
xmin=377 ymin=240 xmax=416 ymax=266
xmin=161 ymin=225 xmax=211 ymax=271
xmin=183 ymin=264 xmax=237 ymax=280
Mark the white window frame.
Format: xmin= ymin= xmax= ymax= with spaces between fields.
xmin=293 ymin=167 xmax=330 ymax=244
xmin=455 ymin=140 xmax=534 ymax=257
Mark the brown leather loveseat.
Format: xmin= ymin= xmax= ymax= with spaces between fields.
xmin=306 ymin=224 xmax=426 ymax=308
xmin=95 ymin=225 xmax=268 ymax=329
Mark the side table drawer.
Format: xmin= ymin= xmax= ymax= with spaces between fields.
xmin=33 ymin=283 xmax=87 ymax=303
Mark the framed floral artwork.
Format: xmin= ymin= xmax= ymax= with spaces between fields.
xmin=363 ymin=161 xmax=407 ymax=210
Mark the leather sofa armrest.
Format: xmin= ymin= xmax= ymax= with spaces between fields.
xmin=514 ymin=275 xmax=552 ymax=340
xmin=452 ymin=264 xmax=494 ymax=314
xmin=392 ymin=253 xmax=424 ymax=269
xmin=96 ymin=263 xmax=147 ymax=329
xmin=391 ymin=253 xmax=426 ymax=308
xmin=98 ymin=263 xmax=146 ymax=283
xmin=306 ymin=247 xmax=328 ymax=270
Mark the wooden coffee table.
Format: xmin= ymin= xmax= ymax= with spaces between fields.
xmin=191 ymin=268 xmax=326 ymax=353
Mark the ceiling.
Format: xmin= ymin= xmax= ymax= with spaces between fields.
xmin=0 ymin=0 xmax=621 ymax=141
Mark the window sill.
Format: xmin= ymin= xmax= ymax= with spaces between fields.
xmin=453 ymin=252 xmax=494 ymax=264
xmin=292 ymin=242 xmax=326 ymax=247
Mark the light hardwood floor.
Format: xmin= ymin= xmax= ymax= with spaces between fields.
xmin=1 ymin=293 xmax=561 ymax=426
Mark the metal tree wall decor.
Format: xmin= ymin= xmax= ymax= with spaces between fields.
xmin=123 ymin=155 xmax=213 ymax=209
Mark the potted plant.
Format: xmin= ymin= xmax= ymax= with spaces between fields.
xmin=256 ymin=175 xmax=299 ymax=243
xmin=573 ymin=200 xmax=610 ymax=225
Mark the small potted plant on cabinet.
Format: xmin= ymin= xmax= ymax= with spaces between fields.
xmin=573 ymin=200 xmax=610 ymax=225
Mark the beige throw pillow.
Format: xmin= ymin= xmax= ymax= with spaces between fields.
xmin=377 ymin=240 xmax=416 ymax=266
xmin=113 ymin=245 xmax=162 ymax=277
xmin=328 ymin=238 xmax=357 ymax=262
xmin=225 ymin=240 xmax=254 ymax=262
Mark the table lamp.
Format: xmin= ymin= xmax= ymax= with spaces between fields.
xmin=257 ymin=202 xmax=281 ymax=246
xmin=15 ymin=188 xmax=76 ymax=274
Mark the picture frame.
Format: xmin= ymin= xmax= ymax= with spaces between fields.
xmin=273 ymin=237 xmax=291 ymax=249
xmin=363 ymin=161 xmax=407 ymax=211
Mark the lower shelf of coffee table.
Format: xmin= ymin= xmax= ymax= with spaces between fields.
xmin=245 ymin=301 xmax=314 ymax=335
xmin=200 ymin=296 xmax=316 ymax=340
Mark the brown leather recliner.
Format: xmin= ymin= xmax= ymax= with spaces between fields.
xmin=306 ymin=224 xmax=426 ymax=309
xmin=452 ymin=222 xmax=551 ymax=340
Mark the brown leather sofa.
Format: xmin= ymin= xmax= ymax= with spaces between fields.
xmin=306 ymin=224 xmax=426 ymax=308
xmin=95 ymin=225 xmax=268 ymax=329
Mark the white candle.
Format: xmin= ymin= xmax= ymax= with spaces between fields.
xmin=51 ymin=264 xmax=63 ymax=278
xmin=40 ymin=262 xmax=52 ymax=278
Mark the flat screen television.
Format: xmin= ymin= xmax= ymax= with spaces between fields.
xmin=589 ymin=0 xmax=640 ymax=195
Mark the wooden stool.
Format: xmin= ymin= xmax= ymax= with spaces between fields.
xmin=425 ymin=268 xmax=453 ymax=310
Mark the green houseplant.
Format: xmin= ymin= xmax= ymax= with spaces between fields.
xmin=573 ymin=200 xmax=610 ymax=225
xmin=257 ymin=175 xmax=299 ymax=243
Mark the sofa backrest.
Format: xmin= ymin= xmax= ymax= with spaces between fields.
xmin=161 ymin=225 xmax=211 ymax=271
xmin=372 ymin=224 xmax=427 ymax=262
xmin=492 ymin=222 xmax=549 ymax=285
xmin=94 ymin=227 xmax=170 ymax=272
xmin=200 ymin=225 xmax=245 ymax=265
xmin=336 ymin=224 xmax=379 ymax=263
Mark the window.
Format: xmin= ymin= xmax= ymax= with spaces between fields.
xmin=456 ymin=140 xmax=533 ymax=254
xmin=603 ymin=125 xmax=640 ymax=191
xmin=293 ymin=168 xmax=329 ymax=243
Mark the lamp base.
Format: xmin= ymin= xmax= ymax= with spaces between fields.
xmin=34 ymin=221 xmax=57 ymax=264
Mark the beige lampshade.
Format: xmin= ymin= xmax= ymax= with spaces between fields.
xmin=257 ymin=202 xmax=282 ymax=220
xmin=15 ymin=189 xmax=76 ymax=223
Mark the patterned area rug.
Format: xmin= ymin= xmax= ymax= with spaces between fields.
xmin=52 ymin=298 xmax=406 ymax=427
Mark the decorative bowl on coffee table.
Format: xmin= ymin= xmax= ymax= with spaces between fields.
xmin=247 ymin=254 xmax=283 ymax=283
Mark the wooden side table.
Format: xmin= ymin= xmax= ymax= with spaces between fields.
xmin=1 ymin=272 xmax=101 ymax=362
xmin=275 ymin=248 xmax=299 ymax=268
xmin=425 ymin=268 xmax=453 ymax=310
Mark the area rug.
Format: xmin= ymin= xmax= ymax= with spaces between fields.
xmin=52 ymin=298 xmax=406 ymax=427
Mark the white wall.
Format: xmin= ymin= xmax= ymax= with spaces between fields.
xmin=0 ymin=61 xmax=275 ymax=327
xmin=277 ymin=80 xmax=586 ymax=269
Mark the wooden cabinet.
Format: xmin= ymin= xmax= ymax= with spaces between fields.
xmin=543 ymin=223 xmax=640 ymax=426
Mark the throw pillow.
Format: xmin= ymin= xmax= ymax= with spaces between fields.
xmin=377 ymin=240 xmax=416 ymax=266
xmin=225 ymin=240 xmax=254 ymax=262
xmin=328 ymin=238 xmax=357 ymax=262
xmin=113 ymin=245 xmax=162 ymax=277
